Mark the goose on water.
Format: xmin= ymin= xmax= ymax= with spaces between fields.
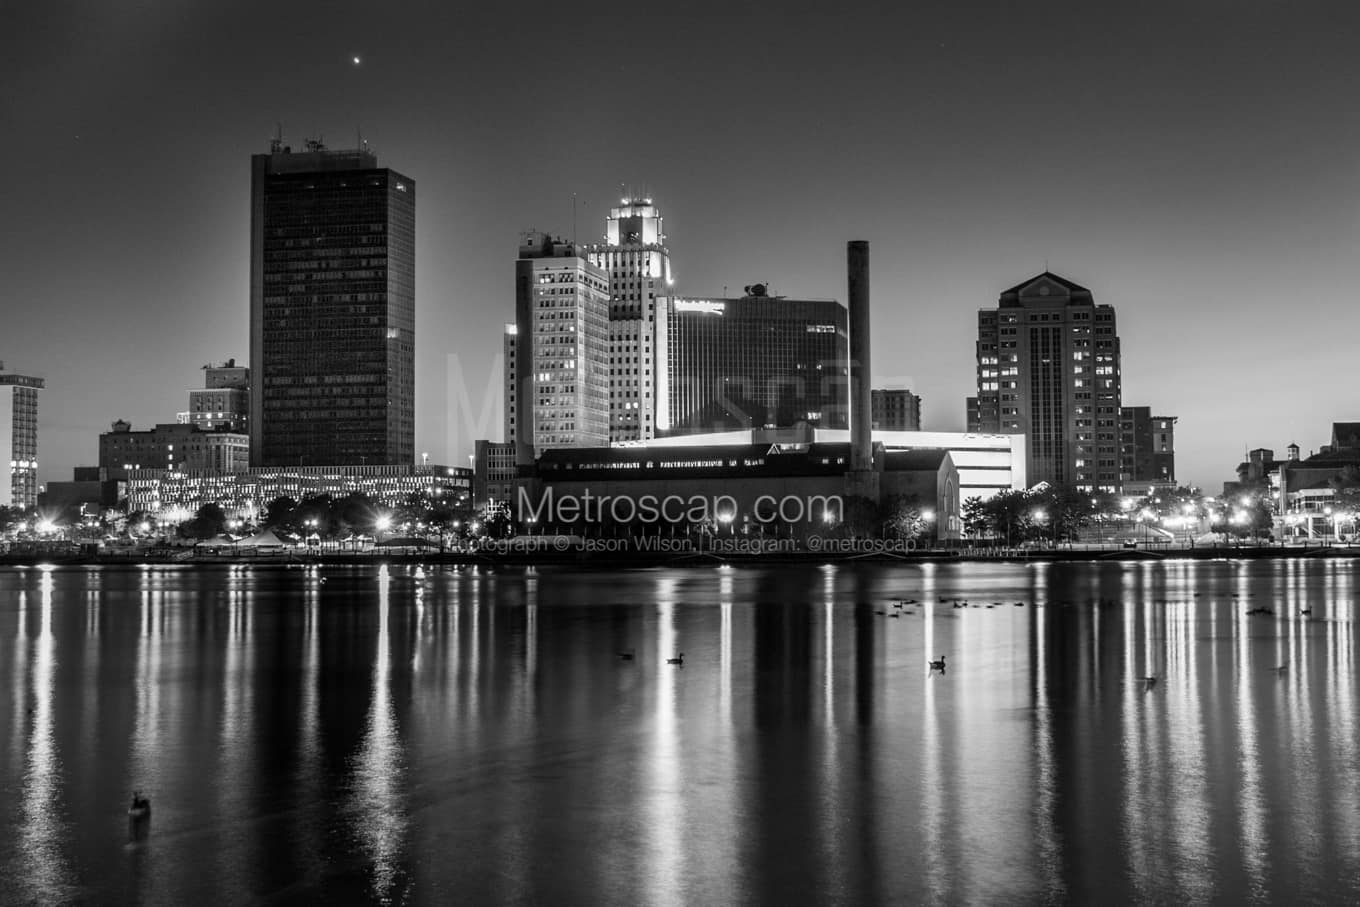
xmin=667 ymin=654 xmax=684 ymax=665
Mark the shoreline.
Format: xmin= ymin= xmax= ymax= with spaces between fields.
xmin=3 ymin=544 xmax=1359 ymax=569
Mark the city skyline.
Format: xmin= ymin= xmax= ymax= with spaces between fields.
xmin=7 ymin=2 xmax=1360 ymax=491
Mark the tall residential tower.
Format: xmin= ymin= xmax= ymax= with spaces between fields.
xmin=968 ymin=272 xmax=1122 ymax=492
xmin=249 ymin=138 xmax=415 ymax=467
xmin=0 ymin=362 xmax=43 ymax=510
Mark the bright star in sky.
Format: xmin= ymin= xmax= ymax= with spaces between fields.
xmin=352 ymin=55 xmax=362 ymax=65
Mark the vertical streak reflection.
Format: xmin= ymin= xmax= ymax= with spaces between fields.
xmin=1032 ymin=592 xmax=1062 ymax=901
xmin=921 ymin=597 xmax=945 ymax=897
xmin=1120 ymin=597 xmax=1146 ymax=891
xmin=524 ymin=573 xmax=538 ymax=689
xmin=818 ymin=565 xmax=844 ymax=898
xmin=17 ymin=569 xmax=75 ymax=903
xmin=131 ymin=585 xmax=165 ymax=795
xmin=720 ymin=571 xmax=733 ymax=725
xmin=646 ymin=598 xmax=682 ymax=907
xmin=347 ymin=565 xmax=408 ymax=904
xmin=1166 ymin=599 xmax=1210 ymax=899
xmin=295 ymin=575 xmax=322 ymax=873
xmin=1235 ymin=603 xmax=1266 ymax=895
xmin=9 ymin=589 xmax=30 ymax=795
xmin=1325 ymin=570 xmax=1358 ymax=858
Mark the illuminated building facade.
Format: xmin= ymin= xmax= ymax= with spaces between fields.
xmin=0 ymin=363 xmax=43 ymax=509
xmin=969 ymin=272 xmax=1122 ymax=492
xmin=250 ymin=138 xmax=415 ymax=467
xmin=655 ymin=287 xmax=848 ymax=436
xmin=503 ymin=324 xmax=518 ymax=445
xmin=124 ymin=463 xmax=471 ymax=518
xmin=623 ymin=426 xmax=1025 ymax=501
xmin=100 ymin=421 xmax=249 ymax=478
xmin=525 ymin=442 xmax=962 ymax=540
xmin=872 ymin=388 xmax=922 ymax=432
xmin=181 ymin=359 xmax=249 ymax=432
xmin=584 ymin=198 xmax=672 ymax=443
xmin=513 ymin=232 xmax=610 ymax=462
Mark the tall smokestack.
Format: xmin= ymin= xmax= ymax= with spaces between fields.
xmin=848 ymin=240 xmax=872 ymax=472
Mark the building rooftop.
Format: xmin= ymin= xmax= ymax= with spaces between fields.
xmin=1332 ymin=422 xmax=1360 ymax=450
xmin=998 ymin=271 xmax=1094 ymax=306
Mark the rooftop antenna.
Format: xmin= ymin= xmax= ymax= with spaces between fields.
xmin=572 ymin=192 xmax=577 ymax=247
xmin=271 ymin=122 xmax=283 ymax=153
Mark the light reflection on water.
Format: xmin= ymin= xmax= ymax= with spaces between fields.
xmin=1 ymin=560 xmax=1360 ymax=903
xmin=346 ymin=565 xmax=408 ymax=904
xmin=15 ymin=569 xmax=77 ymax=904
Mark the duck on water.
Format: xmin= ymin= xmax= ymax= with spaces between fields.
xmin=128 ymin=791 xmax=151 ymax=841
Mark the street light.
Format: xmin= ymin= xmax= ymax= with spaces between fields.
xmin=1031 ymin=508 xmax=1048 ymax=547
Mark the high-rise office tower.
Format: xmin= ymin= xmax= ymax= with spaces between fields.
xmin=0 ymin=361 xmax=43 ymax=509
xmin=968 ymin=272 xmax=1122 ymax=492
xmin=513 ymin=232 xmax=610 ymax=463
xmin=249 ymin=138 xmax=415 ymax=467
xmin=655 ymin=286 xmax=849 ymax=435
xmin=584 ymin=197 xmax=672 ymax=443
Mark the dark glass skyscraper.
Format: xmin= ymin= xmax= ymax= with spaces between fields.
xmin=249 ymin=139 xmax=414 ymax=467
xmin=656 ymin=287 xmax=849 ymax=436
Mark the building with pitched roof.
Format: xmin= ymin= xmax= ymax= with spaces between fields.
xmin=967 ymin=272 xmax=1122 ymax=492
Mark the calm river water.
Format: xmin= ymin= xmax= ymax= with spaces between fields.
xmin=2 ymin=559 xmax=1360 ymax=905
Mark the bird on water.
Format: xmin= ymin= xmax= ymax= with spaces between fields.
xmin=928 ymin=655 xmax=947 ymax=672
xmin=667 ymin=653 xmax=684 ymax=665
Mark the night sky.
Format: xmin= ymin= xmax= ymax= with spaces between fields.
xmin=6 ymin=1 xmax=1359 ymax=490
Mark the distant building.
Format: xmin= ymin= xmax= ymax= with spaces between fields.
xmin=656 ymin=287 xmax=849 ymax=436
xmin=250 ymin=138 xmax=415 ymax=467
xmin=512 ymin=232 xmax=610 ymax=462
xmin=1119 ymin=407 xmax=1176 ymax=484
xmin=872 ymin=389 xmax=921 ymax=432
xmin=616 ymin=426 xmax=1025 ymax=502
xmin=100 ymin=421 xmax=249 ymax=478
xmin=524 ymin=441 xmax=961 ymax=540
xmin=124 ymin=463 xmax=471 ymax=519
xmin=584 ymin=198 xmax=672 ymax=443
xmin=0 ymin=362 xmax=43 ymax=509
xmin=181 ymin=359 xmax=249 ymax=432
xmin=472 ymin=439 xmax=516 ymax=513
xmin=1276 ymin=423 xmax=1360 ymax=537
xmin=970 ymin=272 xmax=1122 ymax=492
xmin=1223 ymin=447 xmax=1279 ymax=500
